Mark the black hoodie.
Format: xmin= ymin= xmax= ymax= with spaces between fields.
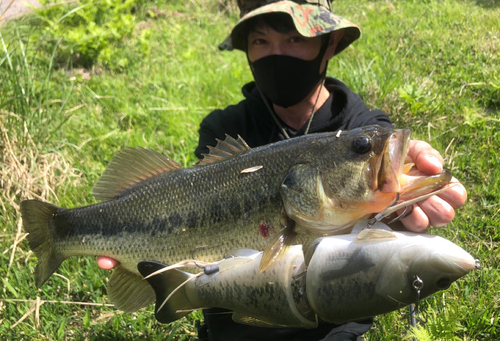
xmin=195 ymin=77 xmax=392 ymax=159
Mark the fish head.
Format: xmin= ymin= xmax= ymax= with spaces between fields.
xmin=282 ymin=125 xmax=412 ymax=233
xmin=377 ymin=234 xmax=477 ymax=304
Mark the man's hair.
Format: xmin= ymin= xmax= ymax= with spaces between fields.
xmin=240 ymin=13 xmax=330 ymax=51
xmin=245 ymin=12 xmax=295 ymax=35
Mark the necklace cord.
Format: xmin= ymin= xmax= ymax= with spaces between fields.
xmin=256 ymin=76 xmax=326 ymax=140
xmin=304 ymin=76 xmax=326 ymax=135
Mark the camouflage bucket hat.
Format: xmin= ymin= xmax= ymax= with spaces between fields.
xmin=219 ymin=0 xmax=360 ymax=55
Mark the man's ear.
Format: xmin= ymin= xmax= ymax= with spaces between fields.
xmin=325 ymin=29 xmax=345 ymax=60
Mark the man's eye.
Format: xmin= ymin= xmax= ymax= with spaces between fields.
xmin=249 ymin=38 xmax=265 ymax=45
xmin=251 ymin=38 xmax=267 ymax=45
xmin=290 ymin=36 xmax=304 ymax=43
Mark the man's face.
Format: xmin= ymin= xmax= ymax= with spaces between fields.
xmin=246 ymin=20 xmax=323 ymax=63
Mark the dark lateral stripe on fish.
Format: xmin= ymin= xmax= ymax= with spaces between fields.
xmin=19 ymin=126 xmax=455 ymax=312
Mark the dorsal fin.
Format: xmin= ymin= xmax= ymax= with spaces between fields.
xmin=92 ymin=147 xmax=183 ymax=201
xmin=197 ymin=135 xmax=251 ymax=167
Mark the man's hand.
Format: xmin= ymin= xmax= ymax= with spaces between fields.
xmin=399 ymin=140 xmax=467 ymax=232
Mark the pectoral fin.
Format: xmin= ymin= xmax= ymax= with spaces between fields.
xmin=108 ymin=266 xmax=156 ymax=312
xmin=355 ymin=229 xmax=398 ymax=242
xmin=259 ymin=217 xmax=297 ymax=272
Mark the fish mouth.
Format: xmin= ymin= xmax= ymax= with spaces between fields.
xmin=374 ymin=128 xmax=412 ymax=193
xmin=373 ymin=128 xmax=452 ymax=199
xmin=364 ymin=128 xmax=453 ymax=224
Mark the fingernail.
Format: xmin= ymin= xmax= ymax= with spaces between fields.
xmin=428 ymin=155 xmax=443 ymax=171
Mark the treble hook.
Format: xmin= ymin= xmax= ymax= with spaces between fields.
xmin=192 ymin=245 xmax=220 ymax=275
xmin=411 ymin=275 xmax=424 ymax=324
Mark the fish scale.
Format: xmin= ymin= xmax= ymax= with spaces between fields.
xmin=20 ymin=126 xmax=451 ymax=312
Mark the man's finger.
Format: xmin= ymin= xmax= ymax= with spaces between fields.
xmin=97 ymin=256 xmax=119 ymax=270
xmin=407 ymin=140 xmax=444 ymax=174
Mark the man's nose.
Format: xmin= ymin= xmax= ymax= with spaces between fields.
xmin=270 ymin=43 xmax=284 ymax=55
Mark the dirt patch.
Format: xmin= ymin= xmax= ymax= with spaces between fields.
xmin=0 ymin=0 xmax=42 ymax=21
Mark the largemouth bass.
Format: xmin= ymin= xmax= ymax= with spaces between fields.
xmin=20 ymin=126 xmax=451 ymax=312
xmin=138 ymin=221 xmax=478 ymax=327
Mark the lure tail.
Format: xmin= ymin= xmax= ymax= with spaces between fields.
xmin=138 ymin=261 xmax=197 ymax=323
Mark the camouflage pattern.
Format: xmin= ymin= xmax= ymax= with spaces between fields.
xmin=237 ymin=0 xmax=331 ymax=17
xmin=219 ymin=0 xmax=360 ymax=55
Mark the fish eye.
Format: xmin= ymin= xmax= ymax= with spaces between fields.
xmin=353 ymin=136 xmax=372 ymax=154
xmin=436 ymin=277 xmax=452 ymax=289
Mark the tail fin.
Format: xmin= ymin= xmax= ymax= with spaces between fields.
xmin=138 ymin=261 xmax=197 ymax=324
xmin=20 ymin=200 xmax=66 ymax=287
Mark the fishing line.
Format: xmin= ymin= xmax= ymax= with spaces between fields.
xmin=142 ymin=260 xmax=211 ymax=279
xmin=157 ymin=274 xmax=201 ymax=313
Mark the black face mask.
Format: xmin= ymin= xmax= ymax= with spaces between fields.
xmin=249 ymin=41 xmax=329 ymax=108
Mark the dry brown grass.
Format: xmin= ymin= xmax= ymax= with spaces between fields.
xmin=0 ymin=110 xmax=82 ymax=315
xmin=0 ymin=110 xmax=82 ymax=208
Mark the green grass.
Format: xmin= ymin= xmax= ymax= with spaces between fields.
xmin=1 ymin=0 xmax=499 ymax=339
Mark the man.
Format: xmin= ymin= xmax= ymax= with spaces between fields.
xmin=97 ymin=0 xmax=467 ymax=339
xmin=194 ymin=0 xmax=465 ymax=233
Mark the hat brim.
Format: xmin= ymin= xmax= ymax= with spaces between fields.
xmin=219 ymin=1 xmax=360 ymax=55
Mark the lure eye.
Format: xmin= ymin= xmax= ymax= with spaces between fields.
xmin=436 ymin=277 xmax=452 ymax=289
xmin=353 ymin=136 xmax=372 ymax=154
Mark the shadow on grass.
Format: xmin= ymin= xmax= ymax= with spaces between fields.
xmin=470 ymin=0 xmax=500 ymax=8
xmin=87 ymin=334 xmax=128 ymax=341
xmin=71 ymin=323 xmax=186 ymax=341
xmin=80 ymin=332 xmax=162 ymax=341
